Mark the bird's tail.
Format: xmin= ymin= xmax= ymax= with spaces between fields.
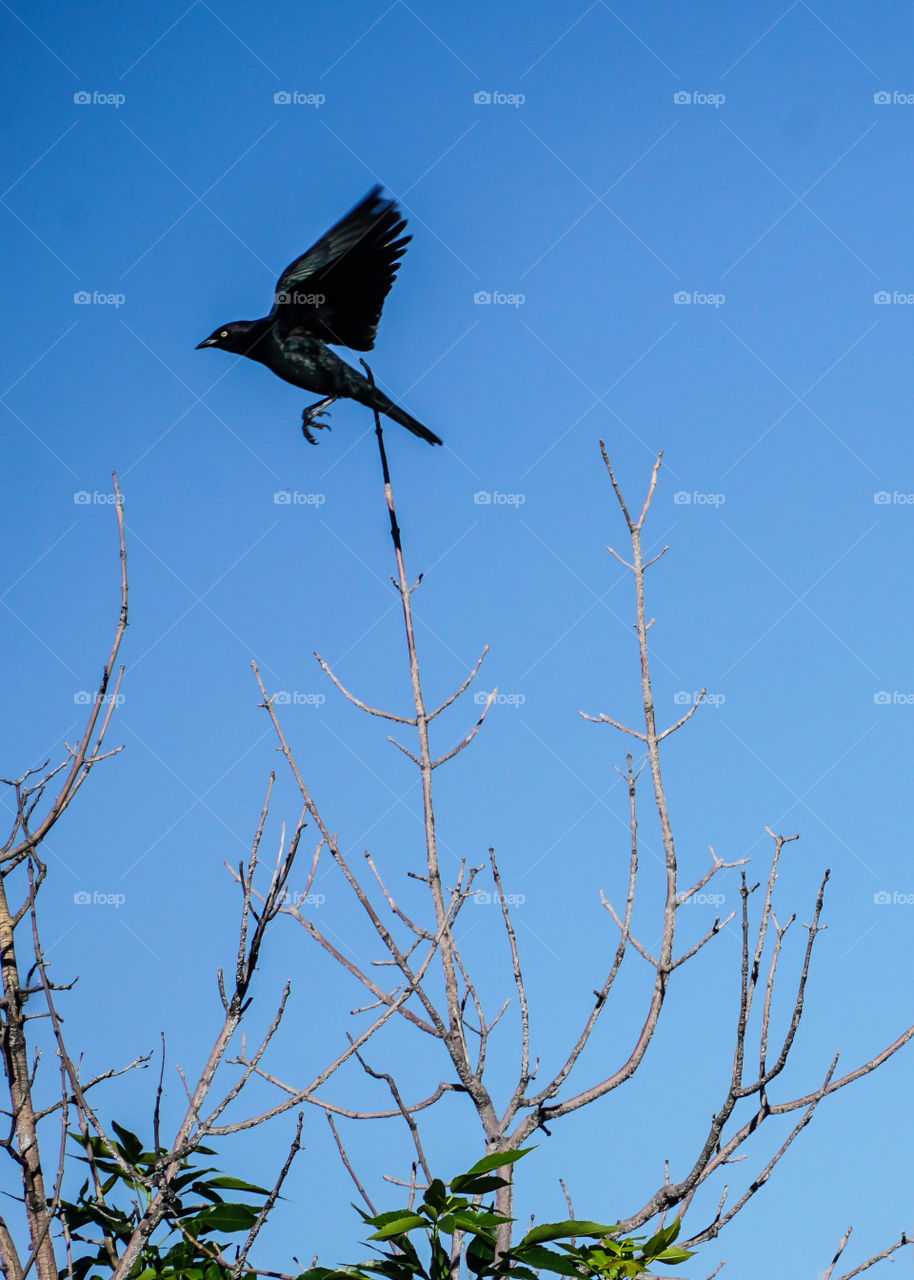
xmin=358 ymin=386 xmax=442 ymax=446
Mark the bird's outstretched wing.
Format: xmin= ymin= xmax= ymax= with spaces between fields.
xmin=270 ymin=187 xmax=411 ymax=351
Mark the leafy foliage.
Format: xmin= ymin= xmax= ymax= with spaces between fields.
xmin=303 ymin=1150 xmax=694 ymax=1280
xmin=55 ymin=1131 xmax=693 ymax=1280
xmin=54 ymin=1123 xmax=270 ymax=1280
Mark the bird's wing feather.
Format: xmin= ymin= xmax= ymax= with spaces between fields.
xmin=270 ymin=187 xmax=411 ymax=351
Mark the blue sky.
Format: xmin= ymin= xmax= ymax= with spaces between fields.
xmin=3 ymin=2 xmax=914 ymax=1277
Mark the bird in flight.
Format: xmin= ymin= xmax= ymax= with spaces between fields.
xmin=196 ymin=187 xmax=441 ymax=445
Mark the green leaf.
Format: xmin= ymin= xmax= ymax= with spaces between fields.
xmin=447 ymin=1175 xmax=508 ymax=1195
xmin=310 ymin=1266 xmax=384 ymax=1280
xmin=577 ymin=1241 xmax=628 ymax=1263
xmin=448 ymin=1210 xmax=510 ymax=1233
xmin=204 ymin=1175 xmax=271 ymax=1196
xmin=423 ymin=1180 xmax=447 ymax=1211
xmin=654 ymin=1246 xmax=694 ymax=1265
xmin=172 ymin=1166 xmax=218 ymax=1189
xmin=365 ymin=1209 xmax=423 ymax=1230
xmin=355 ymin=1261 xmax=421 ymax=1280
xmin=465 ymin=1234 xmax=495 ymax=1276
xmin=188 ymin=1183 xmax=226 ymax=1206
xmin=518 ymin=1221 xmax=620 ymax=1246
xmin=507 ymin=1245 xmax=584 ymax=1276
xmin=641 ymin=1220 xmax=680 ymax=1256
xmin=190 ymin=1202 xmax=259 ymax=1233
xmin=110 ymin=1121 xmax=143 ymax=1163
xmin=368 ymin=1213 xmax=429 ymax=1241
xmin=429 ymin=1239 xmax=451 ymax=1280
xmin=449 ymin=1149 xmax=531 ymax=1191
xmin=392 ymin=1237 xmax=422 ymax=1270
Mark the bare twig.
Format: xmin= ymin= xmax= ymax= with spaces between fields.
xmin=231 ymin=1114 xmax=305 ymax=1279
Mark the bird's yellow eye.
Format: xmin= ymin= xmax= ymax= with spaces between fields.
xmin=220 ymin=330 xmax=228 ymax=338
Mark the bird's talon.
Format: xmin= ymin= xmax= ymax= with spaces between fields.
xmin=301 ymin=397 xmax=336 ymax=446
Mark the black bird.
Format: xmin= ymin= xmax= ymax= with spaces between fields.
xmin=196 ymin=187 xmax=441 ymax=446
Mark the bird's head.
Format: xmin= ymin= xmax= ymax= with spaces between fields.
xmin=195 ymin=320 xmax=267 ymax=355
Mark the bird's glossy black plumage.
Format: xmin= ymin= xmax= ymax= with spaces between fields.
xmin=196 ymin=188 xmax=441 ymax=446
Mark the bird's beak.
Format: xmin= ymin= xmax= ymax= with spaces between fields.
xmin=196 ymin=336 xmax=219 ymax=349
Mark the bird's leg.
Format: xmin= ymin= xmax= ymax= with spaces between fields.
xmin=301 ymin=396 xmax=337 ymax=445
